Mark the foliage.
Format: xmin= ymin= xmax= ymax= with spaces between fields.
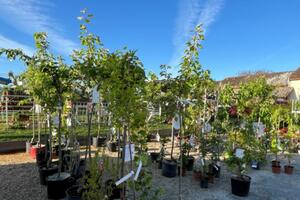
xmin=82 ymin=150 xmax=118 ymax=200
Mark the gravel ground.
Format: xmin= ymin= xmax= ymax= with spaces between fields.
xmin=1 ymin=147 xmax=300 ymax=200
xmin=151 ymin=155 xmax=300 ymax=200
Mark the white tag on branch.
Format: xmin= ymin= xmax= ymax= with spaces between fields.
xmin=156 ymin=133 xmax=160 ymax=142
xmin=201 ymin=158 xmax=204 ymax=166
xmin=235 ymin=148 xmax=245 ymax=159
xmin=172 ymin=114 xmax=180 ymax=130
xmin=66 ymin=117 xmax=72 ymax=127
xmin=35 ymin=104 xmax=42 ymax=114
xmin=213 ymin=165 xmax=219 ymax=171
xmin=53 ymin=116 xmax=59 ymax=126
xmin=134 ymin=160 xmax=143 ymax=181
xmin=92 ymin=87 xmax=100 ymax=103
xmin=115 ymin=171 xmax=135 ymax=186
xmin=124 ymin=144 xmax=135 ymax=162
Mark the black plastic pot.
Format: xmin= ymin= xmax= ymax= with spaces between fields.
xmin=200 ymin=177 xmax=209 ymax=188
xmin=186 ymin=156 xmax=194 ymax=171
xmin=47 ymin=172 xmax=74 ymax=199
xmin=72 ymin=159 xmax=86 ymax=179
xmin=231 ymin=175 xmax=251 ymax=197
xmin=92 ymin=136 xmax=107 ymax=148
xmin=106 ymin=179 xmax=121 ymax=200
xmin=158 ymin=160 xmax=162 ymax=169
xmin=65 ymin=185 xmax=83 ymax=200
xmin=39 ymin=166 xmax=58 ymax=185
xmin=162 ymin=159 xmax=177 ymax=178
xmin=107 ymin=142 xmax=117 ymax=152
xmin=36 ymin=150 xmax=49 ymax=168
xmin=150 ymin=152 xmax=160 ymax=163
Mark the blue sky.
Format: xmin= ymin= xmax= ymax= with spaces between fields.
xmin=0 ymin=0 xmax=300 ymax=80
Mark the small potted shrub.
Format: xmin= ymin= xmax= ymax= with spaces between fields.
xmin=182 ymin=141 xmax=194 ymax=171
xmin=270 ymin=130 xmax=282 ymax=173
xmin=193 ymin=158 xmax=202 ymax=181
xmin=157 ymin=137 xmax=169 ymax=169
xmin=200 ymin=159 xmax=210 ymax=188
xmin=283 ymin=129 xmax=296 ymax=175
xmin=225 ymin=125 xmax=255 ymax=197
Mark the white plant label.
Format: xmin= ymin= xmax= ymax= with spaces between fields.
xmin=201 ymin=158 xmax=204 ymax=166
xmin=124 ymin=144 xmax=135 ymax=162
xmin=235 ymin=148 xmax=245 ymax=159
xmin=66 ymin=117 xmax=72 ymax=127
xmin=53 ymin=116 xmax=59 ymax=126
xmin=214 ymin=165 xmax=219 ymax=171
xmin=115 ymin=171 xmax=135 ymax=186
xmin=134 ymin=160 xmax=143 ymax=181
xmin=156 ymin=133 xmax=160 ymax=142
xmin=35 ymin=104 xmax=42 ymax=114
xmin=172 ymin=114 xmax=180 ymax=130
xmin=92 ymin=87 xmax=100 ymax=103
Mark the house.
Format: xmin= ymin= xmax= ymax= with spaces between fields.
xmin=220 ymin=68 xmax=300 ymax=102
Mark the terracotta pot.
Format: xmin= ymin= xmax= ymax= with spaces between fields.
xmin=272 ymin=165 xmax=281 ymax=174
xmin=284 ymin=165 xmax=294 ymax=175
xmin=193 ymin=171 xmax=202 ymax=181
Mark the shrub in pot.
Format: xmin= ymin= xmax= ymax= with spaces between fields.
xmin=157 ymin=137 xmax=169 ymax=169
xmin=225 ymin=125 xmax=256 ymax=197
xmin=162 ymin=159 xmax=177 ymax=178
xmin=282 ymin=128 xmax=297 ymax=175
xmin=193 ymin=158 xmax=202 ymax=181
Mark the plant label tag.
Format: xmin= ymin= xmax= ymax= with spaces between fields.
xmin=124 ymin=144 xmax=135 ymax=162
xmin=214 ymin=165 xmax=219 ymax=171
xmin=66 ymin=117 xmax=72 ymax=127
xmin=235 ymin=148 xmax=244 ymax=159
xmin=35 ymin=104 xmax=42 ymax=114
xmin=92 ymin=87 xmax=100 ymax=103
xmin=53 ymin=116 xmax=59 ymax=126
xmin=201 ymin=158 xmax=204 ymax=166
xmin=134 ymin=160 xmax=142 ymax=181
xmin=172 ymin=114 xmax=180 ymax=130
xmin=156 ymin=133 xmax=160 ymax=142
xmin=115 ymin=171 xmax=135 ymax=186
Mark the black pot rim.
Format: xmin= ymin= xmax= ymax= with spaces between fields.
xmin=163 ymin=159 xmax=177 ymax=165
xmin=231 ymin=174 xmax=251 ymax=182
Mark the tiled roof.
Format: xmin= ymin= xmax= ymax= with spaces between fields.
xmin=289 ymin=67 xmax=300 ymax=80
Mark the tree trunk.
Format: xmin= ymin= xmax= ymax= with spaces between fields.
xmin=121 ymin=125 xmax=127 ymax=200
xmin=57 ymin=97 xmax=63 ymax=177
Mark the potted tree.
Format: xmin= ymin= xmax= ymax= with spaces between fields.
xmin=283 ymin=127 xmax=296 ymax=174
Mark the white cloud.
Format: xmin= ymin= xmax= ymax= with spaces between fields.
xmin=169 ymin=0 xmax=224 ymax=67
xmin=0 ymin=34 xmax=34 ymax=56
xmin=0 ymin=0 xmax=78 ymax=55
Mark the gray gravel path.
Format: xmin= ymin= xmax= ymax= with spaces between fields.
xmin=152 ymin=156 xmax=300 ymax=200
xmin=1 ymin=152 xmax=300 ymax=200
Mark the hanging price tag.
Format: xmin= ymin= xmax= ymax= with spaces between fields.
xmin=115 ymin=171 xmax=135 ymax=186
xmin=53 ymin=116 xmax=59 ymax=126
xmin=172 ymin=114 xmax=180 ymax=130
xmin=35 ymin=104 xmax=42 ymax=114
xmin=134 ymin=160 xmax=143 ymax=181
xmin=235 ymin=148 xmax=245 ymax=159
xmin=92 ymin=87 xmax=100 ymax=103
xmin=124 ymin=144 xmax=135 ymax=162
